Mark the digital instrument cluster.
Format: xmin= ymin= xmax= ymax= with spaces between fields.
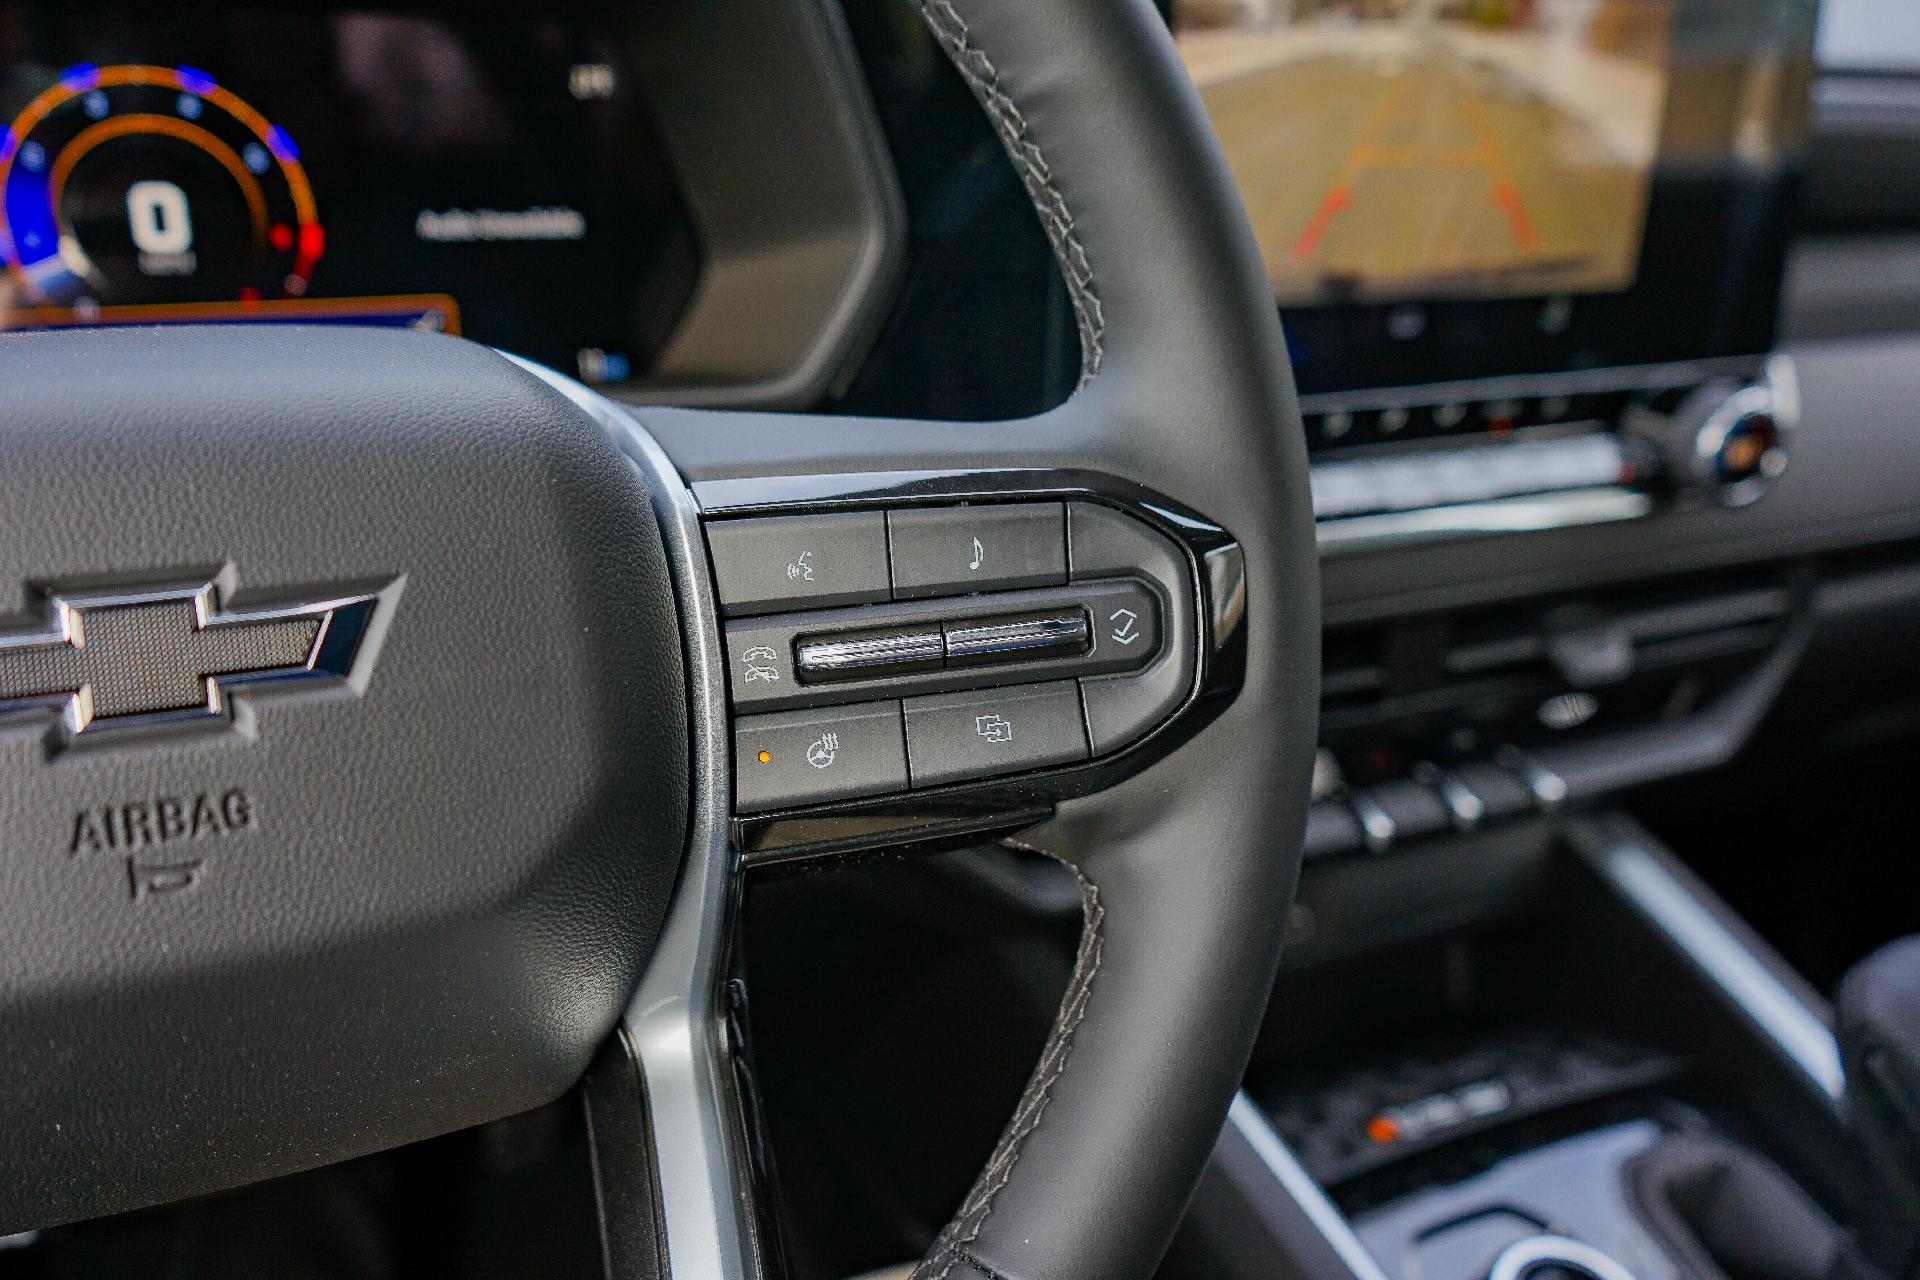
xmin=0 ymin=5 xmax=697 ymax=383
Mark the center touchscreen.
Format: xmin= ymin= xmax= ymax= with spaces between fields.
xmin=1173 ymin=0 xmax=1677 ymax=308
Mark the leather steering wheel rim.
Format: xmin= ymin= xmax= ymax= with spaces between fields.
xmin=882 ymin=0 xmax=1322 ymax=1274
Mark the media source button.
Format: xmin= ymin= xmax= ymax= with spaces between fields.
xmin=902 ymin=681 xmax=1089 ymax=787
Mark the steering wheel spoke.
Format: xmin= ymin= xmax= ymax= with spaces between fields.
xmin=530 ymin=373 xmax=1258 ymax=1276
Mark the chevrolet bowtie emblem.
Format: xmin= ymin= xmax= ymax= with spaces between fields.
xmin=0 ymin=577 xmax=395 ymax=743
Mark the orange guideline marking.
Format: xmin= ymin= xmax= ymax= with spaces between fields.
xmin=1292 ymin=188 xmax=1352 ymax=261
xmin=1289 ymin=61 xmax=1543 ymax=266
xmin=1491 ymin=183 xmax=1539 ymax=252
xmin=1452 ymin=75 xmax=1539 ymax=253
xmin=1290 ymin=76 xmax=1408 ymax=262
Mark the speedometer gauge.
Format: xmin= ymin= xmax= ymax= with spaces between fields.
xmin=0 ymin=63 xmax=322 ymax=309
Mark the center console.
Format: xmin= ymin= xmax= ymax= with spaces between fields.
xmin=1166 ymin=814 xmax=1888 ymax=1280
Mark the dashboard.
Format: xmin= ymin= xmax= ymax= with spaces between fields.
xmin=0 ymin=3 xmax=697 ymax=382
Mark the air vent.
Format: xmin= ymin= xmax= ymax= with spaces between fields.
xmin=1321 ymin=567 xmax=1797 ymax=743
xmin=1321 ymin=627 xmax=1388 ymax=706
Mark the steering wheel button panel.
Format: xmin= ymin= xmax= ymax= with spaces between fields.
xmin=705 ymin=494 xmax=1221 ymax=818
xmin=734 ymin=702 xmax=909 ymax=811
xmin=888 ymin=503 xmax=1067 ymax=598
xmin=706 ymin=511 xmax=891 ymax=617
xmin=903 ymin=681 xmax=1089 ymax=787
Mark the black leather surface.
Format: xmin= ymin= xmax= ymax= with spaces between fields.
xmin=0 ymin=327 xmax=689 ymax=1231
xmin=647 ymin=0 xmax=1319 ymax=1274
xmin=904 ymin=2 xmax=1318 ymax=1276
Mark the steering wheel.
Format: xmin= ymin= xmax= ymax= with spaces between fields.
xmin=0 ymin=1 xmax=1319 ymax=1278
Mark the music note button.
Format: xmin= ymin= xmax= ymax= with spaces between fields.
xmin=887 ymin=504 xmax=1067 ymax=599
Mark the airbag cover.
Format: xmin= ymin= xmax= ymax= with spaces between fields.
xmin=0 ymin=327 xmax=688 ymax=1230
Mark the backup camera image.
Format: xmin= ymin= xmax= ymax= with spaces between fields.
xmin=1175 ymin=0 xmax=1676 ymax=306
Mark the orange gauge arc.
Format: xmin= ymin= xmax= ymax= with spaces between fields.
xmin=0 ymin=63 xmax=321 ymax=305
xmin=50 ymin=113 xmax=270 ymax=250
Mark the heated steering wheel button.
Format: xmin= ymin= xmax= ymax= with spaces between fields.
xmin=889 ymin=504 xmax=1067 ymax=599
xmin=707 ymin=513 xmax=891 ymax=617
xmin=903 ymin=681 xmax=1088 ymax=787
xmin=735 ymin=703 xmax=908 ymax=812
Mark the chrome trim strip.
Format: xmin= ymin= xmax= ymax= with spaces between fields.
xmin=945 ymin=612 xmax=1089 ymax=664
xmin=796 ymin=627 xmax=946 ymax=677
xmin=1227 ymin=1093 xmax=1391 ymax=1280
xmin=1317 ymin=487 xmax=1652 ymax=555
xmin=511 ymin=356 xmax=756 ymax=1280
xmin=1204 ymin=542 xmax=1247 ymax=652
xmin=1574 ymin=820 xmax=1845 ymax=1101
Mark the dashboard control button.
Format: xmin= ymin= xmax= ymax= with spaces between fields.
xmin=1085 ymin=582 xmax=1161 ymax=662
xmin=1413 ymin=761 xmax=1486 ymax=831
xmin=734 ymin=702 xmax=908 ymax=812
xmin=1348 ymin=790 xmax=1398 ymax=854
xmin=1451 ymin=761 xmax=1534 ymax=821
xmin=889 ymin=504 xmax=1066 ymax=599
xmin=1495 ymin=744 xmax=1568 ymax=810
xmin=1069 ymin=503 xmax=1196 ymax=754
xmin=795 ymin=626 xmax=944 ymax=683
xmin=1369 ymin=778 xmax=1453 ymax=844
xmin=903 ymin=681 xmax=1088 ymax=787
xmin=707 ymin=513 xmax=890 ymax=617
xmin=945 ymin=609 xmax=1090 ymax=667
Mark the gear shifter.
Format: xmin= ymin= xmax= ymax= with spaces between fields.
xmin=1838 ymin=937 xmax=1920 ymax=1276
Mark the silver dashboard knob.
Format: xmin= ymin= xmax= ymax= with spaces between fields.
xmin=1639 ymin=355 xmax=1797 ymax=508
